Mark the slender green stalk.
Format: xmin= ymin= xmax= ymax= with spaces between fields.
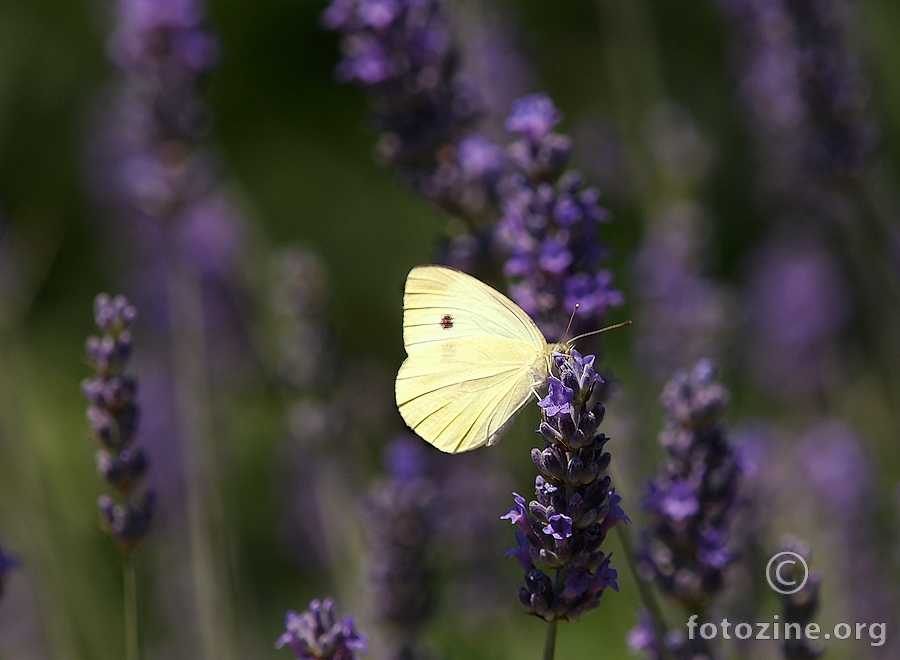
xmin=124 ymin=554 xmax=139 ymax=660
xmin=542 ymin=568 xmax=566 ymax=660
xmin=543 ymin=620 xmax=558 ymax=660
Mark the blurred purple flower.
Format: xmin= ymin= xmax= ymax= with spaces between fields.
xmin=793 ymin=417 xmax=897 ymax=634
xmin=417 ymin=132 xmax=508 ymax=225
xmin=629 ymin=609 xmax=721 ymax=660
xmin=632 ymin=203 xmax=730 ymax=383
xmin=270 ymin=247 xmax=339 ymax=395
xmin=719 ymin=0 xmax=876 ymax=209
xmin=638 ymin=360 xmax=741 ymax=612
xmin=652 ymin=481 xmax=699 ymax=522
xmin=87 ymin=0 xmax=249 ymax=339
xmin=795 ymin=418 xmax=872 ymax=517
xmin=276 ymin=598 xmax=367 ymax=660
xmin=323 ymin=0 xmax=480 ymax=169
xmin=744 ymin=232 xmax=851 ymax=402
xmin=506 ymin=95 xmax=562 ymax=142
xmin=364 ymin=436 xmax=436 ymax=656
xmin=627 ymin=610 xmax=660 ymax=658
xmin=83 ymin=294 xmax=155 ymax=552
xmin=455 ymin=2 xmax=534 ymax=140
xmin=93 ymin=0 xmax=221 ymax=224
xmin=435 ymin=449 xmax=516 ymax=626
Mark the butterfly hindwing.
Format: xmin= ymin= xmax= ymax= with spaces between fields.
xmin=395 ymin=336 xmax=545 ymax=452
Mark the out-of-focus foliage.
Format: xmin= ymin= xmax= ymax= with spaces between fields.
xmin=2 ymin=1 xmax=900 ymax=659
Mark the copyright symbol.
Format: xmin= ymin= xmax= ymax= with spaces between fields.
xmin=766 ymin=551 xmax=809 ymax=595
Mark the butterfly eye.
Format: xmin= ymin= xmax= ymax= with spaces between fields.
xmin=440 ymin=314 xmax=453 ymax=329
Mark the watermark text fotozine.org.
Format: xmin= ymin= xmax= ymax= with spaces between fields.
xmin=687 ymin=616 xmax=887 ymax=647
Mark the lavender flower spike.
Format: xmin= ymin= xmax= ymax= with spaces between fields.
xmin=322 ymin=0 xmax=480 ymax=169
xmin=497 ymin=95 xmax=623 ymax=339
xmin=276 ymin=598 xmax=368 ymax=660
xmin=503 ymin=350 xmax=627 ymax=622
xmin=83 ymin=294 xmax=155 ymax=552
xmin=638 ymin=359 xmax=740 ymax=612
xmin=364 ymin=436 xmax=436 ymax=658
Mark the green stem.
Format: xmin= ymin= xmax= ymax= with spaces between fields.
xmin=543 ymin=620 xmax=558 ymax=660
xmin=124 ymin=554 xmax=139 ymax=660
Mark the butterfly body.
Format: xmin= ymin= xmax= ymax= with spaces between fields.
xmin=395 ymin=265 xmax=567 ymax=453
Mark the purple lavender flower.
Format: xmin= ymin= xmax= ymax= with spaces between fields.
xmin=0 ymin=545 xmax=18 ymax=599
xmin=276 ymin=598 xmax=367 ymax=660
xmin=83 ymin=294 xmax=155 ymax=552
xmin=720 ymin=0 xmax=878 ymax=227
xmin=628 ymin=610 xmax=719 ymax=660
xmin=322 ymin=0 xmax=480 ymax=170
xmin=364 ymin=436 xmax=436 ymax=657
xmin=638 ymin=360 xmax=740 ymax=612
xmin=417 ymin=132 xmax=507 ymax=223
xmin=506 ymin=95 xmax=562 ymax=143
xmin=502 ymin=350 xmax=627 ymax=622
xmin=718 ymin=0 xmax=876 ymax=207
xmin=323 ymin=0 xmax=516 ymax=280
xmin=496 ymin=95 xmax=623 ymax=339
xmin=88 ymin=0 xmax=247 ymax=290
xmin=323 ymin=6 xmax=621 ymax=316
xmin=93 ymin=0 xmax=221 ymax=226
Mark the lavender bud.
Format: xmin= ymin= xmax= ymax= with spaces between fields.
xmin=276 ymin=598 xmax=367 ymax=659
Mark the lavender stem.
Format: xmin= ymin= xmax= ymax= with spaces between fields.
xmin=124 ymin=555 xmax=139 ymax=660
xmin=543 ymin=619 xmax=558 ymax=660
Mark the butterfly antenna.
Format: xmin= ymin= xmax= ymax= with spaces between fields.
xmin=563 ymin=304 xmax=581 ymax=343
xmin=567 ymin=320 xmax=633 ymax=346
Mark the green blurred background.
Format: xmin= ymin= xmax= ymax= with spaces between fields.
xmin=2 ymin=0 xmax=900 ymax=658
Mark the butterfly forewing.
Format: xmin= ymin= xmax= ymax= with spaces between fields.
xmin=402 ymin=265 xmax=546 ymax=353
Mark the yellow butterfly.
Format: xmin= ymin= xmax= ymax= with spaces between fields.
xmin=395 ymin=265 xmax=628 ymax=453
xmin=395 ymin=265 xmax=558 ymax=453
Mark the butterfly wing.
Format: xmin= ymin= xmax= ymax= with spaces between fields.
xmin=396 ymin=337 xmax=546 ymax=453
xmin=402 ymin=264 xmax=546 ymax=354
xmin=396 ymin=265 xmax=549 ymax=453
